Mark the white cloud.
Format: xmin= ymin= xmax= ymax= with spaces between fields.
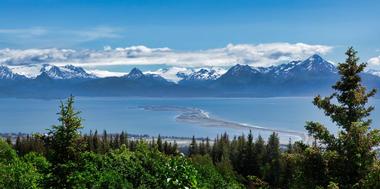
xmin=0 ymin=43 xmax=332 ymax=68
xmin=368 ymin=56 xmax=380 ymax=68
xmin=0 ymin=48 xmax=77 ymax=65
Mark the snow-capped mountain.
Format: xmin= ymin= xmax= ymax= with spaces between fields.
xmin=0 ymin=65 xmax=26 ymax=80
xmin=215 ymin=54 xmax=339 ymax=88
xmin=38 ymin=64 xmax=96 ymax=79
xmin=125 ymin=68 xmax=144 ymax=79
xmin=261 ymin=54 xmax=337 ymax=78
xmin=125 ymin=68 xmax=168 ymax=82
xmin=217 ymin=64 xmax=263 ymax=84
xmin=291 ymin=54 xmax=336 ymax=73
xmin=366 ymin=69 xmax=380 ymax=77
xmin=179 ymin=68 xmax=225 ymax=81
xmin=0 ymin=54 xmax=378 ymax=98
xmin=220 ymin=54 xmax=336 ymax=80
xmin=145 ymin=67 xmax=192 ymax=83
xmin=263 ymin=61 xmax=302 ymax=77
xmin=224 ymin=64 xmax=260 ymax=77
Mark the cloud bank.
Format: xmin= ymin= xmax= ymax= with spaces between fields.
xmin=0 ymin=43 xmax=333 ymax=68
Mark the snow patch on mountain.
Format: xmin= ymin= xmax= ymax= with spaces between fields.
xmin=145 ymin=67 xmax=192 ymax=83
xmin=10 ymin=64 xmax=97 ymax=79
xmin=40 ymin=64 xmax=97 ymax=79
xmin=10 ymin=65 xmax=45 ymax=78
xmin=179 ymin=68 xmax=226 ymax=81
xmin=223 ymin=64 xmax=260 ymax=77
xmin=87 ymin=69 xmax=128 ymax=78
xmin=0 ymin=65 xmax=25 ymax=80
xmin=366 ymin=69 xmax=380 ymax=77
xmin=298 ymin=54 xmax=336 ymax=72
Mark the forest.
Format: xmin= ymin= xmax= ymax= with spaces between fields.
xmin=0 ymin=48 xmax=380 ymax=188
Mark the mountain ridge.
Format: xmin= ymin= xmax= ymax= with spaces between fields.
xmin=0 ymin=54 xmax=378 ymax=98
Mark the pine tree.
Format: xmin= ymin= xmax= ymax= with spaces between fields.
xmin=233 ymin=135 xmax=246 ymax=176
xmin=93 ymin=130 xmax=99 ymax=153
xmin=264 ymin=132 xmax=281 ymax=187
xmin=198 ymin=140 xmax=206 ymax=155
xmin=120 ymin=131 xmax=127 ymax=146
xmin=102 ymin=130 xmax=110 ymax=153
xmin=189 ymin=136 xmax=198 ymax=156
xmin=87 ymin=131 xmax=94 ymax=151
xmin=205 ymin=137 xmax=211 ymax=154
xmin=15 ymin=135 xmax=21 ymax=155
xmin=157 ymin=134 xmax=163 ymax=152
xmin=41 ymin=95 xmax=85 ymax=188
xmin=286 ymin=138 xmax=293 ymax=153
xmin=305 ymin=47 xmax=380 ymax=188
xmin=245 ymin=130 xmax=257 ymax=176
xmin=254 ymin=135 xmax=265 ymax=178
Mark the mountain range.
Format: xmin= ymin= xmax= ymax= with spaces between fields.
xmin=0 ymin=54 xmax=379 ymax=98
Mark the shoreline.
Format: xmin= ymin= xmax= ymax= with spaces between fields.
xmin=139 ymin=105 xmax=308 ymax=142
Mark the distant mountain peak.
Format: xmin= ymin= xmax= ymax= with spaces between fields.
xmin=308 ymin=54 xmax=323 ymax=61
xmin=126 ymin=68 xmax=144 ymax=79
xmin=226 ymin=64 xmax=259 ymax=76
xmin=299 ymin=54 xmax=336 ymax=72
xmin=39 ymin=64 xmax=96 ymax=79
xmin=181 ymin=68 xmax=222 ymax=81
xmin=0 ymin=65 xmax=26 ymax=80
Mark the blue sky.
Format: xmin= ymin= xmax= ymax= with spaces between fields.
xmin=0 ymin=0 xmax=379 ymax=72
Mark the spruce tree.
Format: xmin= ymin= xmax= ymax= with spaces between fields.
xmin=305 ymin=47 xmax=380 ymax=188
xmin=245 ymin=130 xmax=257 ymax=176
xmin=93 ymin=130 xmax=99 ymax=152
xmin=205 ymin=137 xmax=211 ymax=154
xmin=264 ymin=132 xmax=281 ymax=187
xmin=254 ymin=135 xmax=266 ymax=178
xmin=189 ymin=136 xmax=198 ymax=156
xmin=41 ymin=95 xmax=85 ymax=188
xmin=157 ymin=134 xmax=163 ymax=152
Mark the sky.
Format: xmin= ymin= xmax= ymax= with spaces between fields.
xmin=0 ymin=0 xmax=379 ymax=75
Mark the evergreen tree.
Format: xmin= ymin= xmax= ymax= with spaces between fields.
xmin=40 ymin=95 xmax=85 ymax=188
xmin=286 ymin=138 xmax=293 ymax=153
xmin=157 ymin=134 xmax=163 ymax=152
xmin=264 ymin=132 xmax=281 ymax=187
xmin=245 ymin=130 xmax=257 ymax=176
xmin=198 ymin=140 xmax=206 ymax=155
xmin=102 ymin=130 xmax=110 ymax=153
xmin=87 ymin=131 xmax=94 ymax=151
xmin=15 ymin=136 xmax=21 ymax=155
xmin=254 ymin=135 xmax=266 ymax=178
xmin=205 ymin=137 xmax=211 ymax=154
xmin=305 ymin=47 xmax=380 ymax=188
xmin=93 ymin=130 xmax=100 ymax=153
xmin=120 ymin=131 xmax=127 ymax=146
xmin=189 ymin=136 xmax=198 ymax=156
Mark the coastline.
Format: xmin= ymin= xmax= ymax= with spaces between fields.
xmin=139 ymin=105 xmax=308 ymax=142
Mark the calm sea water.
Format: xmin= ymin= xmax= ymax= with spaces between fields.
xmin=0 ymin=97 xmax=379 ymax=139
